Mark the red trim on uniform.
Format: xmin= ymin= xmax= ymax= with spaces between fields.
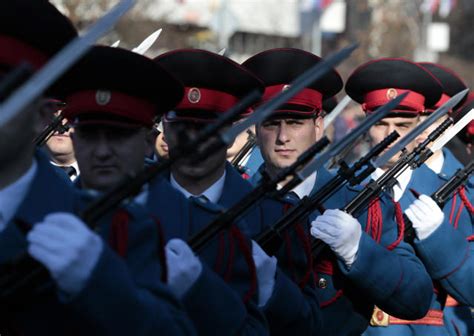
xmin=449 ymin=193 xmax=458 ymax=224
xmin=459 ymin=186 xmax=474 ymax=214
xmin=151 ymin=215 xmax=168 ymax=282
xmin=224 ymin=229 xmax=236 ymax=282
xmin=454 ymin=202 xmax=464 ymax=229
xmin=387 ymin=201 xmax=404 ymax=251
xmin=467 ymin=120 xmax=474 ymax=137
xmin=176 ymin=87 xmax=239 ymax=113
xmin=261 ymin=85 xmax=323 ymax=113
xmin=63 ymin=90 xmax=156 ymax=127
xmin=230 ymin=226 xmax=257 ymax=304
xmin=320 ymin=289 xmax=344 ymax=308
xmin=434 ymin=93 xmax=451 ymax=109
xmin=214 ymin=231 xmax=226 ymax=274
xmin=366 ymin=198 xmax=383 ymax=243
xmin=389 ymin=309 xmax=444 ymax=325
xmin=110 ymin=209 xmax=129 ymax=257
xmin=445 ymin=294 xmax=461 ymax=307
xmin=466 ymin=235 xmax=474 ymax=242
xmin=362 ymin=88 xmax=425 ymax=113
xmin=315 ymin=259 xmax=335 ymax=275
xmin=294 ymin=223 xmax=313 ymax=289
xmin=0 ymin=35 xmax=48 ymax=70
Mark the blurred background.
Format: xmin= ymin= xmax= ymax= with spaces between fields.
xmin=50 ymin=0 xmax=474 ymax=159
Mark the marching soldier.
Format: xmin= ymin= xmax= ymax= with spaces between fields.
xmin=345 ymin=58 xmax=462 ymax=335
xmin=243 ymin=50 xmax=434 ymax=335
xmin=154 ymin=49 xmax=323 ymax=335
xmin=0 ymin=4 xmax=195 ymax=330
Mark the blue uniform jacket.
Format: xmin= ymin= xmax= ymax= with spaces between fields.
xmin=254 ymin=165 xmax=432 ymax=336
xmin=365 ymin=148 xmax=474 ymax=336
xmin=219 ymin=163 xmax=322 ymax=335
xmin=0 ymin=151 xmax=195 ymax=336
xmin=146 ymin=171 xmax=269 ymax=335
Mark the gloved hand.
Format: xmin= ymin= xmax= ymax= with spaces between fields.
xmin=310 ymin=209 xmax=362 ymax=268
xmin=251 ymin=240 xmax=277 ymax=307
xmin=27 ymin=213 xmax=103 ymax=296
xmin=165 ymin=238 xmax=202 ymax=298
xmin=405 ymin=194 xmax=444 ymax=240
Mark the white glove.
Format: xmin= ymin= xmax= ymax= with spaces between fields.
xmin=27 ymin=213 xmax=103 ymax=296
xmin=405 ymin=194 xmax=444 ymax=240
xmin=310 ymin=209 xmax=362 ymax=268
xmin=165 ymin=238 xmax=202 ymax=298
xmin=251 ymin=240 xmax=277 ymax=307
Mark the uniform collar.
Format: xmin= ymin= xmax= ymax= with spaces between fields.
xmin=170 ymin=170 xmax=227 ymax=204
xmin=371 ymin=167 xmax=413 ymax=202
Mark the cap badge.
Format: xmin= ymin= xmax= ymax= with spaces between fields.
xmin=386 ymin=88 xmax=398 ymax=100
xmin=188 ymin=87 xmax=201 ymax=104
xmin=96 ymin=90 xmax=111 ymax=106
xmin=282 ymin=84 xmax=291 ymax=92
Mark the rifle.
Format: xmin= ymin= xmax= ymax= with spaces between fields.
xmin=311 ymin=89 xmax=469 ymax=256
xmin=189 ymin=92 xmax=406 ymax=253
xmin=258 ymin=131 xmax=399 ymax=255
xmin=34 ymin=103 xmax=69 ymax=147
xmin=231 ymin=129 xmax=256 ymax=172
xmin=0 ymin=43 xmax=359 ymax=300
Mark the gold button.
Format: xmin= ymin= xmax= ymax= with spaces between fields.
xmin=318 ymin=278 xmax=327 ymax=289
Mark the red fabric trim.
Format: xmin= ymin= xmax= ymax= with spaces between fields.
xmin=434 ymin=93 xmax=451 ymax=109
xmin=63 ymin=90 xmax=156 ymax=127
xmin=389 ymin=309 xmax=444 ymax=325
xmin=467 ymin=120 xmax=474 ymax=136
xmin=214 ymin=231 xmax=226 ymax=274
xmin=320 ymin=289 xmax=344 ymax=308
xmin=466 ymin=235 xmax=474 ymax=242
xmin=151 ymin=215 xmax=168 ymax=283
xmin=241 ymin=173 xmax=250 ymax=180
xmin=224 ymin=230 xmax=236 ymax=282
xmin=294 ymin=224 xmax=314 ymax=288
xmin=387 ymin=201 xmax=404 ymax=250
xmin=0 ymin=35 xmax=48 ymax=70
xmin=261 ymin=85 xmax=323 ymax=112
xmin=449 ymin=193 xmax=458 ymax=224
xmin=110 ymin=209 xmax=129 ymax=257
xmin=445 ymin=294 xmax=461 ymax=307
xmin=459 ymin=186 xmax=474 ymax=214
xmin=454 ymin=202 xmax=464 ymax=229
xmin=230 ymin=226 xmax=257 ymax=304
xmin=362 ymin=88 xmax=425 ymax=113
xmin=367 ymin=198 xmax=383 ymax=243
xmin=315 ymin=259 xmax=335 ymax=275
xmin=177 ymin=87 xmax=239 ymax=113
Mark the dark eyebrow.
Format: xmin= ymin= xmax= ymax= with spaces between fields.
xmin=394 ymin=122 xmax=414 ymax=127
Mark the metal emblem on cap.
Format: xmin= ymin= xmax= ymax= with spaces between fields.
xmin=386 ymin=88 xmax=398 ymax=100
xmin=188 ymin=87 xmax=201 ymax=104
xmin=282 ymin=84 xmax=291 ymax=92
xmin=96 ymin=90 xmax=111 ymax=106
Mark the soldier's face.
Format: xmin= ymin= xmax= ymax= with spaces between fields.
xmin=164 ymin=120 xmax=227 ymax=179
xmin=72 ymin=124 xmax=148 ymax=192
xmin=369 ymin=115 xmax=419 ymax=169
xmin=257 ymin=116 xmax=323 ymax=174
xmin=415 ymin=114 xmax=448 ymax=148
xmin=45 ymin=111 xmax=75 ymax=162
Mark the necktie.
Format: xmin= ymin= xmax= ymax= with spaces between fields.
xmin=60 ymin=165 xmax=77 ymax=178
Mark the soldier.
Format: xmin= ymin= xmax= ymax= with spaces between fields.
xmin=243 ymin=51 xmax=434 ymax=335
xmin=447 ymin=93 xmax=474 ymax=165
xmin=0 ymin=5 xmax=195 ymax=330
xmin=366 ymin=62 xmax=474 ymax=336
xmin=48 ymin=45 xmax=197 ymax=335
xmin=344 ymin=58 xmax=460 ymax=335
xmin=154 ymin=49 xmax=322 ymax=335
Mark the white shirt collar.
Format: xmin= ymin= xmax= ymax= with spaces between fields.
xmin=425 ymin=151 xmax=444 ymax=174
xmin=50 ymin=160 xmax=80 ymax=181
xmin=286 ymin=172 xmax=317 ymax=199
xmin=371 ymin=167 xmax=413 ymax=202
xmin=0 ymin=160 xmax=38 ymax=232
xmin=170 ymin=171 xmax=227 ymax=204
